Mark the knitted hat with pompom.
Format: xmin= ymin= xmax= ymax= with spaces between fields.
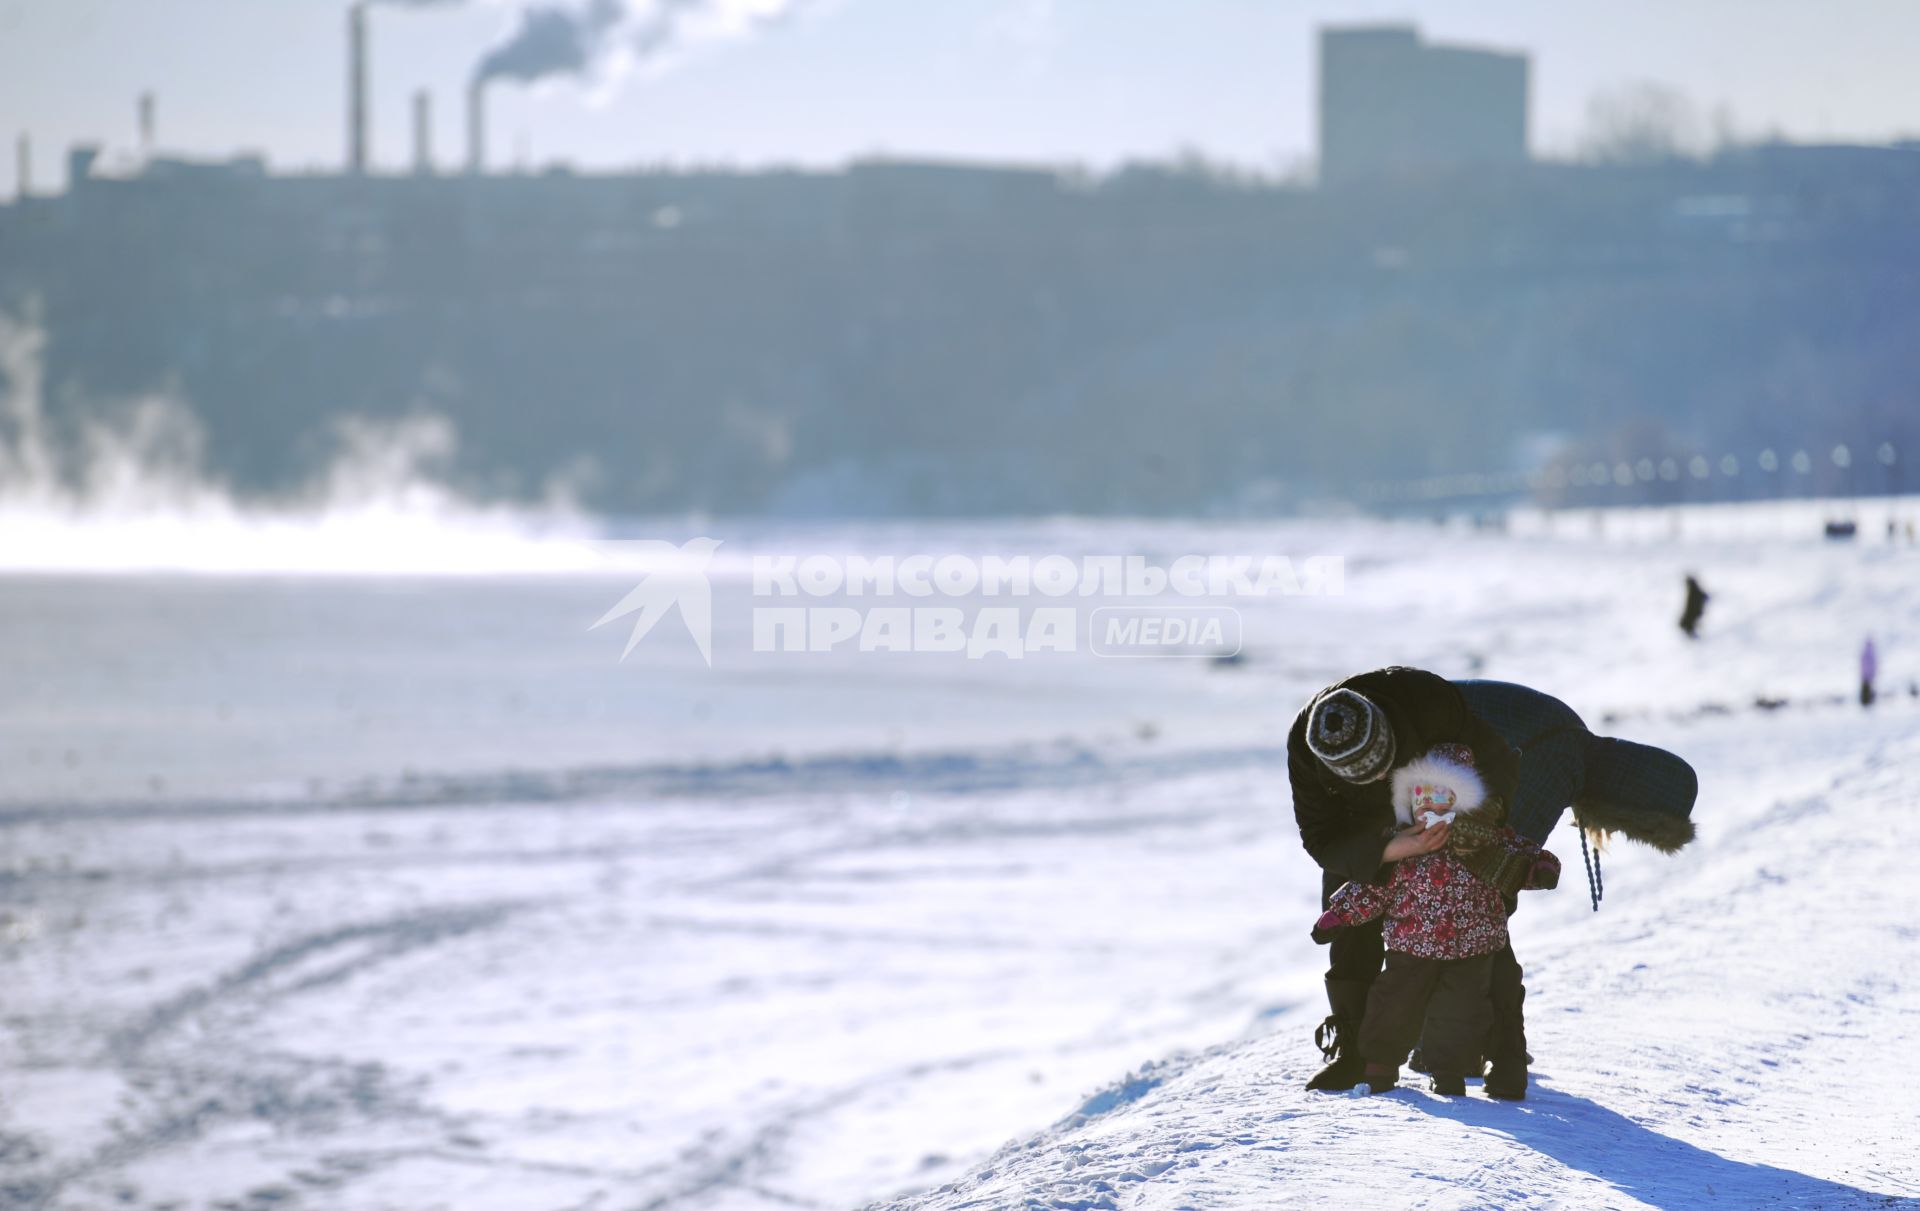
xmin=1306 ymin=687 xmax=1395 ymax=783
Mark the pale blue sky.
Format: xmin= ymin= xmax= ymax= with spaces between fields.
xmin=4 ymin=0 xmax=1919 ymax=193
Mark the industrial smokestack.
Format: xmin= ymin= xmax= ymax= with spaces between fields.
xmin=15 ymin=134 xmax=28 ymax=200
xmin=466 ymin=80 xmax=486 ymax=175
xmin=138 ymin=92 xmax=155 ymax=157
xmin=348 ymin=3 xmax=369 ymax=174
xmin=413 ymin=91 xmax=433 ymax=174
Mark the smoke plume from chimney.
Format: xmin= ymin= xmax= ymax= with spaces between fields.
xmin=472 ymin=0 xmax=807 ymax=91
xmin=475 ymin=0 xmax=625 ymax=85
xmin=353 ymin=0 xmax=807 ymax=172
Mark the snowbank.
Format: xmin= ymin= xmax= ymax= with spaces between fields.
xmin=884 ymin=707 xmax=1920 ymax=1208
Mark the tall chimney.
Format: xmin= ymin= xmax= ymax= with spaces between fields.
xmin=413 ymin=91 xmax=433 ymax=175
xmin=15 ymin=134 xmax=28 ymax=200
xmin=348 ymin=3 xmax=369 ymax=174
xmin=138 ymin=92 xmax=155 ymax=156
xmin=467 ymin=80 xmax=486 ymax=175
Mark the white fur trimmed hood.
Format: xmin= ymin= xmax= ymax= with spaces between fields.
xmin=1390 ymin=751 xmax=1489 ymax=828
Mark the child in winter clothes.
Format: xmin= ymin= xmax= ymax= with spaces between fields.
xmin=1312 ymin=742 xmax=1560 ymax=1095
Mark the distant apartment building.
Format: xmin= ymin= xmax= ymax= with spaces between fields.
xmin=1318 ymin=25 xmax=1529 ymax=185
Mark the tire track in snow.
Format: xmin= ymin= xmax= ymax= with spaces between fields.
xmin=631 ymin=1049 xmax=1030 ymax=1211
xmin=107 ymin=900 xmax=525 ymax=1061
xmin=8 ymin=902 xmax=527 ymax=1211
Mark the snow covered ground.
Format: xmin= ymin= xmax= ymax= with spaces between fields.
xmin=891 ymin=705 xmax=1920 ymax=1210
xmin=3 ymin=507 xmax=1918 ymax=1209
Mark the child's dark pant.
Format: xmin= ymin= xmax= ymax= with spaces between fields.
xmin=1359 ymin=950 xmax=1494 ymax=1077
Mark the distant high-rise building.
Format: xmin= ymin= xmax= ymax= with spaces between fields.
xmin=1318 ymin=25 xmax=1528 ymax=186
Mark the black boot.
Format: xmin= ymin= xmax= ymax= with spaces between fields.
xmin=1353 ymin=1062 xmax=1399 ymax=1095
xmin=1305 ymin=978 xmax=1370 ymax=1092
xmin=1485 ymin=946 xmax=1529 ymax=1100
xmin=1484 ymin=1064 xmax=1528 ymax=1100
xmin=1412 ymin=1048 xmax=1486 ymax=1078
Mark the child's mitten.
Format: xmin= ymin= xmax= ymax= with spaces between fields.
xmin=1527 ymin=850 xmax=1562 ymax=891
xmin=1310 ymin=909 xmax=1345 ymax=944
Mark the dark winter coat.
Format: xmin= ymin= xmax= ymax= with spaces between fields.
xmin=1288 ymin=667 xmax=1522 ymax=886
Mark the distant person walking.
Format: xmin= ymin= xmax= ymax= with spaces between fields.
xmin=1679 ymin=574 xmax=1710 ymax=639
xmin=1860 ymin=637 xmax=1878 ymax=708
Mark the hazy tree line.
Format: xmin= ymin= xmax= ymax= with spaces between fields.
xmin=1 ymin=143 xmax=1916 ymax=516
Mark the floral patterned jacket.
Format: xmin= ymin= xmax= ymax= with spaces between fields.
xmin=1311 ymin=743 xmax=1559 ymax=960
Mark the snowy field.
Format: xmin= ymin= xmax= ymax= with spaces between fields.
xmin=898 ymin=704 xmax=1920 ymax=1210
xmin=2 ymin=506 xmax=1919 ymax=1209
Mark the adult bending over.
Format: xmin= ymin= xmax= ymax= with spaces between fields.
xmin=1288 ymin=667 xmax=1698 ymax=1098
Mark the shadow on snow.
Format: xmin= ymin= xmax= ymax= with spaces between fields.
xmin=1414 ymin=1077 xmax=1917 ymax=1207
